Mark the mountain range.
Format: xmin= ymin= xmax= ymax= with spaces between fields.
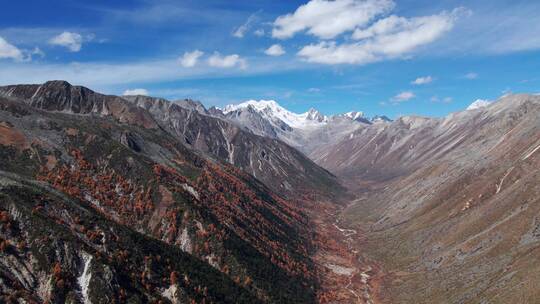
xmin=0 ymin=80 xmax=538 ymax=304
xmin=212 ymin=99 xmax=390 ymax=155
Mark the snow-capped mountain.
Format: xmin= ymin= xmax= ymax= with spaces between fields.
xmin=217 ymin=99 xmax=391 ymax=153
xmin=223 ymin=99 xmax=329 ymax=129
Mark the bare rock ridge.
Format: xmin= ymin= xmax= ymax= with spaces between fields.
xmin=0 ymin=80 xmax=158 ymax=129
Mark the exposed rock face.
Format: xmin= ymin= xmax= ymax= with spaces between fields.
xmin=213 ymin=99 xmax=395 ymax=157
xmin=0 ymin=80 xmax=158 ymax=129
xmin=174 ymin=99 xmax=207 ymax=114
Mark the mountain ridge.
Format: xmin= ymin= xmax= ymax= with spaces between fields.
xmin=0 ymin=81 xmax=346 ymax=202
xmin=0 ymin=82 xmax=327 ymax=303
xmin=122 ymin=94 xmax=346 ymax=201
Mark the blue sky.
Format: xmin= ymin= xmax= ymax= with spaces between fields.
xmin=1 ymin=0 xmax=540 ymax=118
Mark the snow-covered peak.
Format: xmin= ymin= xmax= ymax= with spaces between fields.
xmin=467 ymin=99 xmax=491 ymax=110
xmin=306 ymin=108 xmax=326 ymax=122
xmin=343 ymin=111 xmax=364 ymax=120
xmin=223 ymin=99 xmax=282 ymax=114
xmin=223 ymin=99 xmax=328 ymax=129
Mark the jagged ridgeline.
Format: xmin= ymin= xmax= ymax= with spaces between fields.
xmin=0 ymin=81 xmax=342 ymax=303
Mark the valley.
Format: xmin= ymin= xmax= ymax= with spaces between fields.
xmin=314 ymin=93 xmax=540 ymax=303
xmin=3 ymin=0 xmax=540 ymax=302
xmin=217 ymin=93 xmax=540 ymax=303
xmin=310 ymin=200 xmax=385 ymax=304
xmin=0 ymin=81 xmax=538 ymax=303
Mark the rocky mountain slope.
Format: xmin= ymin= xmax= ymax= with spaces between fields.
xmin=315 ymin=94 xmax=540 ymax=303
xmin=213 ymin=99 xmax=390 ymax=155
xmin=123 ymin=96 xmax=345 ymax=201
xmin=0 ymin=81 xmax=328 ymax=303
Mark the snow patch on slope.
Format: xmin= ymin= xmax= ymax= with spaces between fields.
xmin=178 ymin=228 xmax=192 ymax=253
xmin=78 ymin=253 xmax=93 ymax=304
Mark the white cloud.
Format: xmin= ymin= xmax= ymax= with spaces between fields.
xmin=179 ymin=50 xmax=204 ymax=67
xmin=411 ymin=76 xmax=433 ymax=85
xmin=49 ymin=32 xmax=83 ymax=52
xmin=298 ymin=8 xmax=465 ymax=65
xmin=466 ymin=99 xmax=491 ymax=110
xmin=254 ymin=29 xmax=265 ymax=37
xmin=392 ymin=91 xmax=415 ymax=102
xmin=432 ymin=3 xmax=540 ymax=55
xmin=233 ymin=12 xmax=259 ymax=38
xmin=464 ymin=72 xmax=478 ymax=79
xmin=123 ymin=88 xmax=149 ymax=96
xmin=0 ymin=36 xmax=24 ymax=61
xmin=298 ymin=41 xmax=378 ymax=65
xmin=272 ymin=0 xmax=394 ymax=39
xmin=0 ymin=54 xmax=308 ymax=90
xmin=264 ymin=44 xmax=286 ymax=56
xmin=308 ymin=87 xmax=321 ymax=93
xmin=208 ymin=52 xmax=247 ymax=69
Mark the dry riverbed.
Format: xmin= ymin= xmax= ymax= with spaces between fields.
xmin=307 ymin=201 xmax=386 ymax=304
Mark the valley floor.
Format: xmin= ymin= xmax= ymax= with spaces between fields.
xmin=307 ymin=200 xmax=386 ymax=304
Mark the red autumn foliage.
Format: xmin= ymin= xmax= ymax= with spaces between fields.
xmin=170 ymin=271 xmax=178 ymax=285
xmin=37 ymin=148 xmax=317 ymax=291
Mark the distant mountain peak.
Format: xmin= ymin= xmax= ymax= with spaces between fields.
xmin=306 ymin=108 xmax=326 ymax=122
xmin=223 ymin=99 xmax=328 ymax=129
xmin=343 ymin=111 xmax=364 ymax=120
xmin=218 ymin=99 xmax=395 ymax=153
xmin=371 ymin=115 xmax=392 ymax=123
xmin=223 ymin=99 xmax=282 ymax=114
xmin=43 ymin=79 xmax=73 ymax=87
xmin=174 ymin=98 xmax=207 ymax=114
